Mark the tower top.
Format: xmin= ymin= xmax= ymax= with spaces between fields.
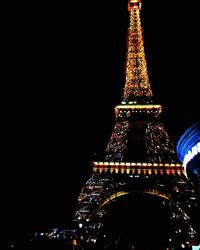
xmin=129 ymin=0 xmax=141 ymax=3
xmin=123 ymin=0 xmax=152 ymax=104
xmin=128 ymin=0 xmax=142 ymax=11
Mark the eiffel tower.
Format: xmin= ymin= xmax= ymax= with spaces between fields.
xmin=73 ymin=1 xmax=199 ymax=249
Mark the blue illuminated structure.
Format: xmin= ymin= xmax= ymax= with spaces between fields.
xmin=176 ymin=121 xmax=200 ymax=245
xmin=176 ymin=121 xmax=200 ymax=190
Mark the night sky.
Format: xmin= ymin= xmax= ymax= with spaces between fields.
xmin=4 ymin=0 xmax=199 ymax=246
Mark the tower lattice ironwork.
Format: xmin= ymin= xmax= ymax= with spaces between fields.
xmin=73 ymin=1 xmax=199 ymax=249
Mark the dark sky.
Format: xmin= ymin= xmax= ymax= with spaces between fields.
xmin=4 ymin=0 xmax=199 ymax=245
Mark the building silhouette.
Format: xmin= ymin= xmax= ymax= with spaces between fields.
xmin=73 ymin=0 xmax=199 ymax=249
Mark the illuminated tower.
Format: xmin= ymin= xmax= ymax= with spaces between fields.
xmin=73 ymin=1 xmax=199 ymax=249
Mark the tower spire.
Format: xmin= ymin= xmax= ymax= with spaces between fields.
xmin=123 ymin=0 xmax=153 ymax=104
xmin=104 ymin=0 xmax=176 ymax=163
